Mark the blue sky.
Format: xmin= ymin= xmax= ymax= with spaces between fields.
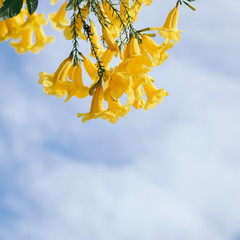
xmin=0 ymin=0 xmax=240 ymax=240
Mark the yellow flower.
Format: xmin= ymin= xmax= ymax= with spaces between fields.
xmin=102 ymin=98 xmax=131 ymax=124
xmin=89 ymin=21 xmax=104 ymax=58
xmin=83 ymin=55 xmax=98 ymax=82
xmin=140 ymin=34 xmax=162 ymax=67
xmin=10 ymin=29 xmax=33 ymax=54
xmin=102 ymin=25 xmax=119 ymax=55
xmin=31 ymin=27 xmax=54 ymax=53
xmin=119 ymin=35 xmax=151 ymax=77
xmin=23 ymin=13 xmax=47 ymax=30
xmin=10 ymin=12 xmax=53 ymax=54
xmin=63 ymin=3 xmax=89 ymax=40
xmin=0 ymin=10 xmax=27 ymax=42
xmin=39 ymin=56 xmax=73 ymax=98
xmin=120 ymin=0 xmax=130 ymax=21
xmin=137 ymin=0 xmax=152 ymax=5
xmin=152 ymin=6 xmax=183 ymax=42
xmin=0 ymin=0 xmax=4 ymax=8
xmin=157 ymin=39 xmax=175 ymax=66
xmin=98 ymin=49 xmax=114 ymax=70
xmin=133 ymin=98 xmax=145 ymax=109
xmin=65 ymin=63 xmax=89 ymax=102
xmin=104 ymin=72 xmax=130 ymax=100
xmin=49 ymin=1 xmax=69 ymax=31
xmin=128 ymin=2 xmax=142 ymax=23
xmin=0 ymin=21 xmax=8 ymax=41
xmin=102 ymin=1 xmax=122 ymax=38
xmin=142 ymin=75 xmax=169 ymax=111
xmin=140 ymin=34 xmax=175 ymax=67
xmin=77 ymin=84 xmax=111 ymax=123
xmin=118 ymin=55 xmax=151 ymax=77
xmin=122 ymin=35 xmax=141 ymax=60
xmin=50 ymin=0 xmax=58 ymax=4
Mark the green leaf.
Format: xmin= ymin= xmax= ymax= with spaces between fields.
xmin=183 ymin=1 xmax=196 ymax=11
xmin=26 ymin=0 xmax=38 ymax=15
xmin=0 ymin=0 xmax=23 ymax=21
xmin=65 ymin=0 xmax=75 ymax=11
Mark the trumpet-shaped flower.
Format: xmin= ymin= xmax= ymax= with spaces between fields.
xmin=98 ymin=49 xmax=114 ymax=70
xmin=65 ymin=63 xmax=89 ymax=102
xmin=142 ymin=75 xmax=169 ymax=111
xmin=77 ymin=84 xmax=112 ymax=123
xmin=0 ymin=21 xmax=8 ymax=41
xmin=63 ymin=3 xmax=89 ymax=40
xmin=10 ymin=29 xmax=33 ymax=54
xmin=10 ymin=12 xmax=53 ymax=54
xmin=49 ymin=2 xmax=68 ymax=31
xmin=133 ymin=98 xmax=145 ymax=109
xmin=83 ymin=55 xmax=98 ymax=82
xmin=140 ymin=34 xmax=174 ymax=67
xmin=0 ymin=10 xmax=27 ymax=42
xmin=120 ymin=0 xmax=130 ymax=21
xmin=119 ymin=36 xmax=151 ymax=77
xmin=102 ymin=25 xmax=119 ymax=55
xmin=39 ymin=56 xmax=73 ymax=98
xmin=102 ymin=98 xmax=131 ymax=124
xmin=89 ymin=21 xmax=104 ymax=57
xmin=50 ymin=0 xmax=58 ymax=4
xmin=157 ymin=39 xmax=175 ymax=66
xmin=102 ymin=1 xmax=122 ymax=38
xmin=152 ymin=6 xmax=183 ymax=42
xmin=123 ymin=35 xmax=141 ymax=60
xmin=31 ymin=27 xmax=54 ymax=53
xmin=104 ymin=72 xmax=131 ymax=100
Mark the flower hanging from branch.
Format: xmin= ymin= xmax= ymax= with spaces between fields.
xmin=0 ymin=0 xmax=197 ymax=124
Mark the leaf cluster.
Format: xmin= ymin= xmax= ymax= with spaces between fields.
xmin=0 ymin=0 xmax=38 ymax=21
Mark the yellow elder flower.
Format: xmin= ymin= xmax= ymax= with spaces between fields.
xmin=140 ymin=34 xmax=174 ymax=67
xmin=0 ymin=0 xmax=3 ymax=7
xmin=63 ymin=3 xmax=89 ymax=40
xmin=157 ymin=39 xmax=175 ymax=66
xmin=128 ymin=2 xmax=142 ymax=23
xmin=77 ymin=84 xmax=113 ymax=123
xmin=102 ymin=25 xmax=119 ymax=55
xmin=152 ymin=6 xmax=183 ymax=42
xmin=10 ymin=29 xmax=33 ymax=54
xmin=65 ymin=63 xmax=89 ymax=102
xmin=10 ymin=13 xmax=53 ymax=54
xmin=39 ymin=56 xmax=73 ymax=98
xmin=89 ymin=21 xmax=104 ymax=57
xmin=133 ymin=98 xmax=145 ymax=109
xmin=120 ymin=0 xmax=130 ymax=21
xmin=0 ymin=11 xmax=27 ymax=42
xmin=118 ymin=35 xmax=152 ymax=77
xmin=31 ymin=27 xmax=54 ymax=53
xmin=49 ymin=1 xmax=68 ymax=31
xmin=50 ymin=0 xmax=58 ymax=4
xmin=102 ymin=1 xmax=122 ymax=38
xmin=82 ymin=55 xmax=98 ymax=82
xmin=98 ymin=49 xmax=114 ymax=70
xmin=0 ymin=21 xmax=8 ymax=41
xmin=104 ymin=72 xmax=130 ymax=100
xmin=137 ymin=0 xmax=152 ymax=6
xmin=142 ymin=75 xmax=169 ymax=111
xmin=102 ymin=98 xmax=131 ymax=124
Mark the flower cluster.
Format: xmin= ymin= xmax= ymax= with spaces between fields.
xmin=38 ymin=0 xmax=183 ymax=123
xmin=0 ymin=1 xmax=53 ymax=53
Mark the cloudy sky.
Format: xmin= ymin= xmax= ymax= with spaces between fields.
xmin=0 ymin=0 xmax=240 ymax=240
